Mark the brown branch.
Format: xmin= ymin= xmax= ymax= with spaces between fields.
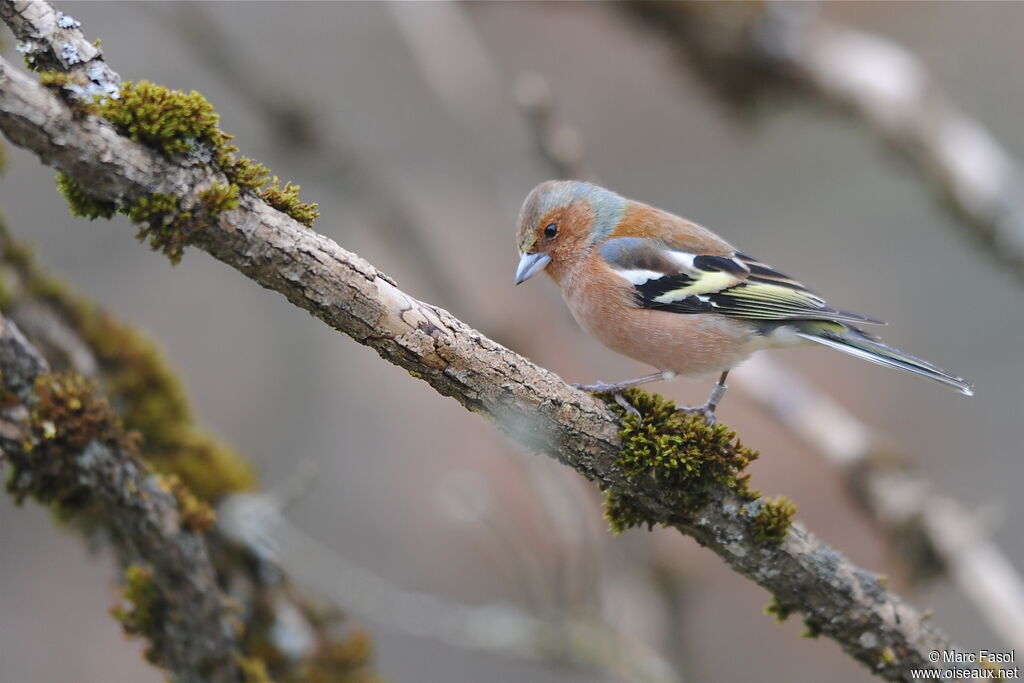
xmin=625 ymin=1 xmax=1024 ymax=280
xmin=142 ymin=2 xmax=477 ymax=319
xmin=0 ymin=316 xmax=241 ymax=683
xmin=0 ymin=212 xmax=378 ymax=681
xmin=738 ymin=356 xmax=1024 ymax=654
xmin=0 ymin=3 xmax=980 ymax=679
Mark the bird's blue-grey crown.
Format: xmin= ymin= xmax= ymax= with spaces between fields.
xmin=516 ymin=180 xmax=627 ymax=253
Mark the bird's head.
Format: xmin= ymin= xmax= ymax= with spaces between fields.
xmin=514 ymin=180 xmax=627 ymax=285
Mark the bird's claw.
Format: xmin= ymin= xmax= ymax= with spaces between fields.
xmin=613 ymin=391 xmax=643 ymax=422
xmin=680 ymin=403 xmax=717 ymax=426
xmin=572 ymin=382 xmax=644 ymax=423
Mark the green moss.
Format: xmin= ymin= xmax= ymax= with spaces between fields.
xmin=94 ymin=81 xmax=228 ymax=160
xmin=259 ymin=176 xmax=319 ymax=227
xmin=764 ymin=595 xmax=793 ymax=623
xmin=116 ymin=184 xmax=237 ymax=265
xmin=0 ymin=266 xmax=13 ymax=311
xmin=124 ymin=192 xmax=189 ymax=263
xmin=198 ymin=182 xmax=240 ymax=214
xmin=229 ymin=157 xmax=271 ymax=192
xmin=111 ymin=564 xmax=162 ymax=663
xmin=600 ymin=389 xmax=759 ymax=532
xmin=241 ymin=593 xmax=380 ymax=683
xmin=51 ymin=80 xmax=317 ymax=262
xmin=801 ymin=619 xmax=823 ymax=639
xmin=235 ymin=654 xmax=273 ymax=683
xmin=603 ymin=489 xmax=651 ymax=534
xmin=31 ymin=372 xmax=123 ymax=450
xmin=295 ymin=628 xmax=379 ymax=683
xmin=6 ymin=372 xmax=130 ymax=509
xmin=56 ymin=171 xmax=117 ymax=220
xmin=37 ymin=69 xmax=74 ymax=90
xmin=879 ymin=647 xmax=896 ymax=665
xmin=751 ymin=495 xmax=797 ymax=545
xmin=156 ymin=473 xmax=216 ymax=533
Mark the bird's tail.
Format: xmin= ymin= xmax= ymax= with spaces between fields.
xmin=793 ymin=322 xmax=974 ymax=396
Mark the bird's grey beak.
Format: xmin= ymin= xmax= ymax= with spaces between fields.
xmin=515 ymin=252 xmax=552 ymax=285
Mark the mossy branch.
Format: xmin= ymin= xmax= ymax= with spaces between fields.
xmin=0 ymin=3 xmax=981 ymax=679
xmin=0 ymin=215 xmax=380 ymax=682
xmin=0 ymin=316 xmax=241 ymax=683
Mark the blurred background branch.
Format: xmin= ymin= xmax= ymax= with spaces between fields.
xmin=0 ymin=218 xmax=378 ymax=682
xmin=624 ymin=1 xmax=1024 ymax=280
xmin=0 ymin=314 xmax=242 ymax=683
xmin=737 ymin=356 xmax=1024 ymax=653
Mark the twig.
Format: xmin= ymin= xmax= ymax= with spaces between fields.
xmin=0 ymin=315 xmax=241 ymax=683
xmin=0 ymin=3 xmax=978 ymax=678
xmin=625 ymin=0 xmax=1024 ymax=279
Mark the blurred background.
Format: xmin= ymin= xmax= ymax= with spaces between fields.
xmin=1 ymin=2 xmax=1022 ymax=682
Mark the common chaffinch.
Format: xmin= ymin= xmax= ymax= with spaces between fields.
xmin=514 ymin=180 xmax=972 ymax=421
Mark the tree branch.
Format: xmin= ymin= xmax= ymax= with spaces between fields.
xmin=0 ymin=316 xmax=241 ymax=683
xmin=738 ymin=356 xmax=1024 ymax=654
xmin=0 ymin=216 xmax=379 ymax=682
xmin=625 ymin=1 xmax=1024 ymax=280
xmin=0 ymin=2 xmax=978 ymax=678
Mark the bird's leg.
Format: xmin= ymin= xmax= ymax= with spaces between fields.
xmin=573 ymin=371 xmax=675 ymax=421
xmin=680 ymin=371 xmax=730 ymax=425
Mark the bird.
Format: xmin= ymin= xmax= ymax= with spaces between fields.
xmin=513 ymin=180 xmax=973 ymax=422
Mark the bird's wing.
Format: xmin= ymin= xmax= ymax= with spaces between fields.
xmin=598 ymin=237 xmax=884 ymax=325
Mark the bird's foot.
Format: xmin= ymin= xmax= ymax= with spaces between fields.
xmin=571 ymin=382 xmax=644 ymax=422
xmin=679 ymin=402 xmax=717 ymax=426
xmin=679 ymin=371 xmax=729 ymax=426
xmin=612 ymin=391 xmax=642 ymax=421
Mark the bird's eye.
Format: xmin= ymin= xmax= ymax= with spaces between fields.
xmin=544 ymin=223 xmax=558 ymax=239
